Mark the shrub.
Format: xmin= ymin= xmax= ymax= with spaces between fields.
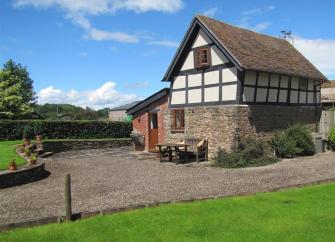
xmin=34 ymin=122 xmax=44 ymax=136
xmin=0 ymin=120 xmax=132 ymax=140
xmin=328 ymin=126 xmax=335 ymax=145
xmin=271 ymin=132 xmax=299 ymax=158
xmin=22 ymin=124 xmax=34 ymax=140
xmin=214 ymin=139 xmax=278 ymax=168
xmin=272 ymin=124 xmax=315 ymax=158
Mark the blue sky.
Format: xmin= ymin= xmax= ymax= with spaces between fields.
xmin=1 ymin=0 xmax=335 ymax=109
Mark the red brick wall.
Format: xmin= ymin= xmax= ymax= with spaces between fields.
xmin=132 ymin=96 xmax=168 ymax=151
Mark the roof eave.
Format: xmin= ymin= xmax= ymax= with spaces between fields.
xmin=126 ymin=88 xmax=170 ymax=115
xmin=161 ymin=16 xmax=243 ymax=82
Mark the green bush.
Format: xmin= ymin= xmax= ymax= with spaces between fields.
xmin=0 ymin=120 xmax=132 ymax=140
xmin=214 ymin=139 xmax=278 ymax=168
xmin=271 ymin=132 xmax=299 ymax=158
xmin=22 ymin=124 xmax=34 ymax=140
xmin=272 ymin=124 xmax=315 ymax=158
xmin=329 ymin=126 xmax=335 ymax=145
xmin=33 ymin=121 xmax=44 ymax=136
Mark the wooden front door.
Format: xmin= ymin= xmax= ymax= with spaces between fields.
xmin=149 ymin=113 xmax=158 ymax=152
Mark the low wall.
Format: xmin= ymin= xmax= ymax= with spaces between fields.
xmin=0 ymin=161 xmax=47 ymax=189
xmin=43 ymin=139 xmax=132 ymax=153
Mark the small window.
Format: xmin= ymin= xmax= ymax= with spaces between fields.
xmin=171 ymin=109 xmax=185 ymax=131
xmin=194 ymin=47 xmax=211 ymax=68
xmin=300 ymin=79 xmax=308 ymax=90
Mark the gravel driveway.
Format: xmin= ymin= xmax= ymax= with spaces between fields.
xmin=1 ymin=147 xmax=335 ymax=225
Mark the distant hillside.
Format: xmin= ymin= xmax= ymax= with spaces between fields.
xmin=33 ymin=104 xmax=109 ymax=120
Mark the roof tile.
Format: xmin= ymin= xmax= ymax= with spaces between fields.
xmin=197 ymin=15 xmax=327 ymax=80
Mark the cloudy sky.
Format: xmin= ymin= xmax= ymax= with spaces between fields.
xmin=1 ymin=0 xmax=334 ymax=109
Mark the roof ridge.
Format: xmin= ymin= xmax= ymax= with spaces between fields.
xmin=195 ymin=15 xmax=327 ymax=80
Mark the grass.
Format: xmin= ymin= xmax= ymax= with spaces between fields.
xmin=1 ymin=182 xmax=335 ymax=242
xmin=0 ymin=141 xmax=26 ymax=171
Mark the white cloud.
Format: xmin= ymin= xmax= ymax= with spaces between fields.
xmin=294 ymin=36 xmax=335 ymax=78
xmin=125 ymin=81 xmax=149 ymax=89
xmin=12 ymin=0 xmax=184 ymax=43
xmin=148 ymin=40 xmax=179 ymax=48
xmin=241 ymin=6 xmax=275 ymax=16
xmin=86 ymin=28 xmax=139 ymax=43
xmin=79 ymin=51 xmax=88 ymax=57
xmin=38 ymin=82 xmax=141 ymax=109
xmin=239 ymin=5 xmax=275 ymax=32
xmin=13 ymin=0 xmax=184 ymax=14
xmin=202 ymin=7 xmax=218 ymax=17
xmin=250 ymin=22 xmax=271 ymax=32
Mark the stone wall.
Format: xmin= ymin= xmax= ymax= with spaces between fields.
xmin=43 ymin=139 xmax=131 ymax=153
xmin=0 ymin=161 xmax=47 ymax=189
xmin=165 ymin=104 xmax=321 ymax=159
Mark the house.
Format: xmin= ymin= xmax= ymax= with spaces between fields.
xmin=321 ymin=80 xmax=335 ymax=108
xmin=128 ymin=15 xmax=327 ymax=157
xmin=109 ymin=101 xmax=140 ymax=121
xmin=127 ymin=88 xmax=169 ymax=151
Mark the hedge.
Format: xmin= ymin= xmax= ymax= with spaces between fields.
xmin=0 ymin=120 xmax=132 ymax=140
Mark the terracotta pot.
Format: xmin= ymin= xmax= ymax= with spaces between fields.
xmin=8 ymin=164 xmax=17 ymax=171
xmin=30 ymin=159 xmax=37 ymax=165
xmin=35 ymin=135 xmax=43 ymax=143
xmin=23 ymin=139 xmax=31 ymax=146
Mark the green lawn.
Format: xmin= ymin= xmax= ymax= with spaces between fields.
xmin=1 ymin=183 xmax=335 ymax=242
xmin=0 ymin=141 xmax=26 ymax=171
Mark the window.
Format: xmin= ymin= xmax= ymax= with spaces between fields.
xmin=300 ymin=79 xmax=308 ymax=90
xmin=194 ymin=47 xmax=211 ymax=68
xmin=171 ymin=109 xmax=185 ymax=131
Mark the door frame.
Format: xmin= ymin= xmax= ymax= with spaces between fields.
xmin=148 ymin=112 xmax=159 ymax=152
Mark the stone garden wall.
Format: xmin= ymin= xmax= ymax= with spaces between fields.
xmin=43 ymin=139 xmax=132 ymax=153
xmin=0 ymin=161 xmax=46 ymax=189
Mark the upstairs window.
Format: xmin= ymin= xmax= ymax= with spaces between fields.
xmin=300 ymin=79 xmax=308 ymax=90
xmin=194 ymin=47 xmax=211 ymax=68
xmin=171 ymin=109 xmax=185 ymax=132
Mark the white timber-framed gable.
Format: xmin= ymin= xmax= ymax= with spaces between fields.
xmin=169 ymin=25 xmax=240 ymax=107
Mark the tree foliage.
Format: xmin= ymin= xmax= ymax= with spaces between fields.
xmin=34 ymin=104 xmax=109 ymax=120
xmin=0 ymin=59 xmax=36 ymax=119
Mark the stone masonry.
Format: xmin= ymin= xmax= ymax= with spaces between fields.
xmin=165 ymin=104 xmax=321 ymax=159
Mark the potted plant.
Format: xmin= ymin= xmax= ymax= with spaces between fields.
xmin=23 ymin=147 xmax=31 ymax=157
xmin=328 ymin=126 xmax=335 ymax=151
xmin=23 ymin=124 xmax=34 ymax=146
xmin=8 ymin=160 xmax=17 ymax=171
xmin=34 ymin=122 xmax=44 ymax=144
xmin=30 ymin=153 xmax=38 ymax=165
xmin=17 ymin=144 xmax=25 ymax=154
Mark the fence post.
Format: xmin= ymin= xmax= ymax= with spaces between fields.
xmin=65 ymin=173 xmax=72 ymax=222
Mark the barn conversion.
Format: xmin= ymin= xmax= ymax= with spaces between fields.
xmin=127 ymin=15 xmax=327 ymax=158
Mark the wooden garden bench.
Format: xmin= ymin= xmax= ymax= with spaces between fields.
xmin=177 ymin=137 xmax=208 ymax=162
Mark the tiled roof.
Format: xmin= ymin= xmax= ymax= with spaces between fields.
xmin=197 ymin=15 xmax=327 ymax=80
xmin=110 ymin=101 xmax=141 ymax=111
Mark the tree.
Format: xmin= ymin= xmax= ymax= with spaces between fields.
xmin=0 ymin=59 xmax=36 ymax=119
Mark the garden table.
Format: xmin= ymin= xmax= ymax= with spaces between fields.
xmin=155 ymin=143 xmax=190 ymax=163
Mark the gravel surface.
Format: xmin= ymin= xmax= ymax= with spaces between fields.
xmin=0 ymin=147 xmax=335 ymax=225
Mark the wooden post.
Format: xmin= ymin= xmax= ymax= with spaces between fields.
xmin=65 ymin=173 xmax=72 ymax=222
